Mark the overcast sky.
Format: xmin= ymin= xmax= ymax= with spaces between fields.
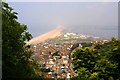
xmin=8 ymin=2 xmax=118 ymax=38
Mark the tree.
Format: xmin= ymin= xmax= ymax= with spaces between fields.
xmin=2 ymin=2 xmax=42 ymax=79
xmin=72 ymin=39 xmax=120 ymax=80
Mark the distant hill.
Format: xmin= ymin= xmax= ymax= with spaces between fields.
xmin=44 ymin=32 xmax=108 ymax=44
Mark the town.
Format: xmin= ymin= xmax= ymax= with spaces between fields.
xmin=30 ymin=33 xmax=109 ymax=79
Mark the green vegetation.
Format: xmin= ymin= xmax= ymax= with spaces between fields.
xmin=2 ymin=2 xmax=43 ymax=79
xmin=72 ymin=38 xmax=120 ymax=80
xmin=71 ymin=43 xmax=79 ymax=51
xmin=52 ymin=51 xmax=60 ymax=56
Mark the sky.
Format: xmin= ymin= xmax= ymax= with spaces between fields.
xmin=8 ymin=1 xmax=118 ymax=38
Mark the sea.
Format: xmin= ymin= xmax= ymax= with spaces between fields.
xmin=65 ymin=26 xmax=118 ymax=39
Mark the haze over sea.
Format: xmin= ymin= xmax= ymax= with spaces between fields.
xmin=66 ymin=25 xmax=118 ymax=38
xmin=8 ymin=2 xmax=118 ymax=38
